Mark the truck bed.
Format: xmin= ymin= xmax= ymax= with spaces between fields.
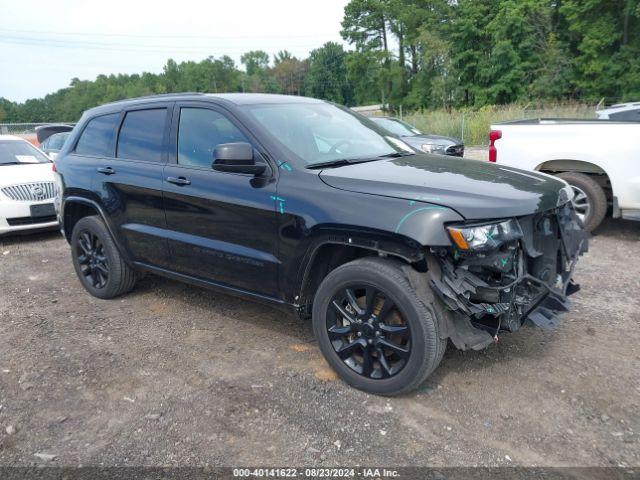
xmin=489 ymin=118 xmax=640 ymax=224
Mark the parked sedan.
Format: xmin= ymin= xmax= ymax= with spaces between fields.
xmin=39 ymin=131 xmax=71 ymax=160
xmin=0 ymin=135 xmax=58 ymax=235
xmin=369 ymin=116 xmax=464 ymax=157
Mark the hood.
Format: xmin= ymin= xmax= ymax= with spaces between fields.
xmin=319 ymin=154 xmax=569 ymax=220
xmin=0 ymin=163 xmax=55 ymax=188
xmin=403 ymin=134 xmax=461 ymax=146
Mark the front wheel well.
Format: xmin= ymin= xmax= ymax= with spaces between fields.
xmin=62 ymin=201 xmax=100 ymax=242
xmin=296 ymin=243 xmax=426 ymax=319
xmin=537 ymin=159 xmax=612 ymax=202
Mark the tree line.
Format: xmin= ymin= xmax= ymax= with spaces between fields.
xmin=1 ymin=0 xmax=639 ymax=123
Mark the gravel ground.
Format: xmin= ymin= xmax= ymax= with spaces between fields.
xmin=0 ymin=218 xmax=638 ymax=468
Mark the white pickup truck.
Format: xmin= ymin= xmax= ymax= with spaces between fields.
xmin=488 ymin=119 xmax=640 ymax=231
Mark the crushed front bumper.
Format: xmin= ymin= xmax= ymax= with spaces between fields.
xmin=429 ymin=204 xmax=588 ymax=350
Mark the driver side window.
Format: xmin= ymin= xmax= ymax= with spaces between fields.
xmin=177 ymin=108 xmax=249 ymax=168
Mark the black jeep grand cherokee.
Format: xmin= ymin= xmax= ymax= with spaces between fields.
xmin=54 ymin=93 xmax=587 ymax=395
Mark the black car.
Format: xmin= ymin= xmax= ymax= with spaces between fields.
xmin=369 ymin=116 xmax=464 ymax=157
xmin=54 ymin=93 xmax=587 ymax=395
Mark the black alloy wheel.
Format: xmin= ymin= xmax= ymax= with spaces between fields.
xmin=313 ymin=258 xmax=446 ymax=395
xmin=70 ymin=215 xmax=138 ymax=299
xmin=76 ymin=230 xmax=109 ymax=289
xmin=327 ymin=285 xmax=411 ymax=379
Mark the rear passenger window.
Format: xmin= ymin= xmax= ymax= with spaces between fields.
xmin=117 ymin=108 xmax=167 ymax=162
xmin=177 ymin=108 xmax=249 ymax=168
xmin=75 ymin=113 xmax=119 ymax=157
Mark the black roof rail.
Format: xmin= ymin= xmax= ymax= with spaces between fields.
xmin=101 ymin=92 xmax=207 ymax=106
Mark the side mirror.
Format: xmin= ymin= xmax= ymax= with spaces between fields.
xmin=212 ymin=142 xmax=266 ymax=176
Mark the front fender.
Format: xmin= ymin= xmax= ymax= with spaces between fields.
xmin=391 ymin=203 xmax=462 ymax=243
xmin=280 ymin=204 xmax=463 ymax=304
xmin=275 ymin=171 xmax=465 ymax=303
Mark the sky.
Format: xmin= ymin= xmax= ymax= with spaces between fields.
xmin=0 ymin=0 xmax=349 ymax=103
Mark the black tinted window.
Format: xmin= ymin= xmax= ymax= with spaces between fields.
xmin=117 ymin=109 xmax=167 ymax=162
xmin=178 ymin=108 xmax=249 ymax=168
xmin=75 ymin=113 xmax=119 ymax=156
xmin=610 ymin=109 xmax=640 ymax=121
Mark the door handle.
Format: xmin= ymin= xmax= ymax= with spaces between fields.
xmin=97 ymin=167 xmax=115 ymax=175
xmin=166 ymin=176 xmax=191 ymax=186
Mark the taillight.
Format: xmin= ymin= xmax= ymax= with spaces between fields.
xmin=489 ymin=129 xmax=502 ymax=162
xmin=52 ymin=162 xmax=57 ymax=172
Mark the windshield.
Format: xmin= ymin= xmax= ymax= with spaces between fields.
xmin=0 ymin=140 xmax=51 ymax=165
xmin=371 ymin=117 xmax=422 ymax=137
xmin=243 ymin=102 xmax=405 ymax=166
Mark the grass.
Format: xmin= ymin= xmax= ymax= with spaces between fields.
xmin=403 ymin=103 xmax=597 ymax=146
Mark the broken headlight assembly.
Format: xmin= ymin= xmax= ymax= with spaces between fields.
xmin=446 ymin=219 xmax=523 ymax=252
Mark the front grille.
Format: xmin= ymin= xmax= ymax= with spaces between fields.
xmin=6 ymin=215 xmax=57 ymax=226
xmin=1 ymin=182 xmax=57 ymax=202
xmin=446 ymin=145 xmax=465 ymax=157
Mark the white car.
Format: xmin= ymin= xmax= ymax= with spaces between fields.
xmin=488 ymin=119 xmax=640 ymax=231
xmin=0 ymin=135 xmax=59 ymax=235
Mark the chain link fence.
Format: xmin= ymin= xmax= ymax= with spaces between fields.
xmin=0 ymin=123 xmax=75 ymax=145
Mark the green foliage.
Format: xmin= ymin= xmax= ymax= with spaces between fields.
xmin=1 ymin=56 xmax=244 ymax=122
xmin=341 ymin=0 xmax=640 ymax=109
xmin=241 ymin=50 xmax=270 ymax=76
xmin=305 ymin=42 xmax=354 ymax=105
xmin=561 ymin=0 xmax=640 ymax=99
xmin=341 ymin=0 xmax=390 ymax=52
xmin=2 ymin=0 xmax=639 ymax=123
xmin=529 ymin=33 xmax=573 ymax=100
xmin=271 ymin=54 xmax=308 ymax=95
xmin=346 ymin=49 xmax=386 ymax=105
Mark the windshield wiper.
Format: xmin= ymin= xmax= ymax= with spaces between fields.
xmin=306 ymin=158 xmax=378 ymax=170
xmin=380 ymin=151 xmax=416 ymax=158
xmin=306 ymin=152 xmax=415 ymax=170
xmin=0 ymin=162 xmax=24 ymax=166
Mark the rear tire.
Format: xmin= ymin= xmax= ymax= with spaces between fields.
xmin=312 ymin=257 xmax=444 ymax=396
xmin=556 ymin=172 xmax=607 ymax=232
xmin=70 ymin=215 xmax=137 ymax=299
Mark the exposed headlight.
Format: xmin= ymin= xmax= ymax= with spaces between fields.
xmin=421 ymin=144 xmax=447 ymax=154
xmin=447 ymin=219 xmax=523 ymax=252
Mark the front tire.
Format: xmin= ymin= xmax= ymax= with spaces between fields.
xmin=70 ymin=215 xmax=137 ymax=299
xmin=312 ymin=258 xmax=444 ymax=396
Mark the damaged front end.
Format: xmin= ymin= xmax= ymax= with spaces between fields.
xmin=429 ymin=202 xmax=588 ymax=351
